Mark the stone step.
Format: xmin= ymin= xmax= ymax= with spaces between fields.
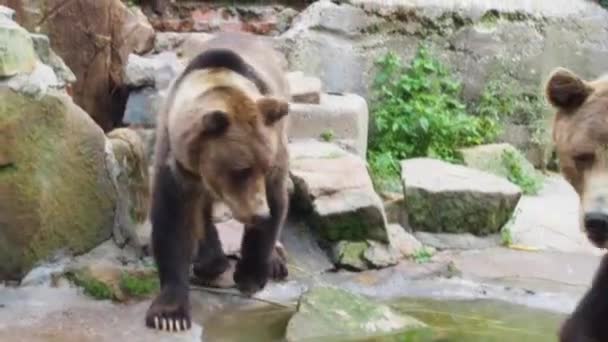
xmin=286 ymin=70 xmax=322 ymax=104
xmin=287 ymin=92 xmax=369 ymax=158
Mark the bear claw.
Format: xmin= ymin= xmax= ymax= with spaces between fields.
xmin=145 ymin=287 xmax=191 ymax=332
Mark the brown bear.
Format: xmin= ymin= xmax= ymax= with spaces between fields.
xmin=547 ymin=67 xmax=608 ymax=342
xmin=145 ymin=32 xmax=291 ymax=332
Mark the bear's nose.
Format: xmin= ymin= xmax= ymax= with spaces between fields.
xmin=584 ymin=212 xmax=608 ymax=236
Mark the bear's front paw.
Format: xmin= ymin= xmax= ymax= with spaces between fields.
xmin=234 ymin=259 xmax=270 ymax=296
xmin=145 ymin=286 xmax=191 ymax=332
xmin=269 ymin=249 xmax=288 ymax=281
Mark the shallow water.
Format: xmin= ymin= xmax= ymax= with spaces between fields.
xmin=202 ymin=297 xmax=566 ymax=342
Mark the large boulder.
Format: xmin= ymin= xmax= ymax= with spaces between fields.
xmin=286 ymin=286 xmax=428 ymax=342
xmin=289 ymin=140 xmax=388 ymax=243
xmin=0 ymin=0 xmax=156 ymax=131
xmin=0 ymin=88 xmax=116 ymax=280
xmin=401 ymin=158 xmax=522 ymax=235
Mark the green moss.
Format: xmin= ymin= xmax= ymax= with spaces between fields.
xmin=502 ymin=149 xmax=543 ymax=195
xmin=0 ymin=89 xmax=115 ymax=280
xmin=318 ymin=210 xmax=387 ymax=243
xmin=66 ymin=271 xmax=114 ymax=300
xmin=120 ymin=272 xmax=160 ymax=298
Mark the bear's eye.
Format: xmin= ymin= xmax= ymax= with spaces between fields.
xmin=231 ymin=167 xmax=253 ymax=180
xmin=573 ymin=153 xmax=596 ymax=169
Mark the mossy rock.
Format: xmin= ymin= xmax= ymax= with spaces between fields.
xmin=286 ymin=286 xmax=428 ymax=341
xmin=0 ymin=88 xmax=116 ymax=280
xmin=460 ymin=143 xmax=543 ymax=195
xmin=401 ymin=158 xmax=521 ymax=235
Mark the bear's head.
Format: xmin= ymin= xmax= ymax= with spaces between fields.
xmin=547 ymin=67 xmax=608 ymax=248
xmin=173 ymin=86 xmax=289 ymax=225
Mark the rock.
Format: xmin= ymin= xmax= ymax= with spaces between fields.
xmin=280 ymin=220 xmax=335 ymax=277
xmin=0 ymin=18 xmax=36 ymax=77
xmin=133 ymin=128 xmax=156 ymax=167
xmin=286 ymin=286 xmax=427 ymax=342
xmin=123 ymin=87 xmax=166 ymax=128
xmin=0 ymin=5 xmax=14 ymax=20
xmin=286 ymin=71 xmax=322 ymax=104
xmin=106 ymin=128 xmax=150 ymax=250
xmin=123 ymin=54 xmax=156 ymax=88
xmin=401 ymin=158 xmax=522 ymax=235
xmin=280 ymin=0 xmax=608 ymax=100
xmin=123 ymin=51 xmax=182 ymax=89
xmin=120 ymin=6 xmax=155 ymax=56
xmin=289 ymin=140 xmax=388 ymax=243
xmin=6 ymin=61 xmax=61 ymax=97
xmin=387 ymin=224 xmax=423 ymax=257
xmin=383 ymin=192 xmax=408 ymax=228
xmin=363 ymin=240 xmax=400 ymax=268
xmin=54 ymin=241 xmax=157 ymax=302
xmin=4 ymin=0 xmax=156 ymax=131
xmin=287 ymin=93 xmax=369 ymax=158
xmin=0 ymin=89 xmax=116 ymax=280
xmin=460 ymin=143 xmax=538 ymax=182
xmin=332 ymin=241 xmax=369 ymax=271
xmin=414 ymin=232 xmax=501 ymax=250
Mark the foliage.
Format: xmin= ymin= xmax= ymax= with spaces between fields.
xmin=601 ymin=0 xmax=608 ymax=10
xmin=368 ymin=46 xmax=499 ymax=190
xmin=476 ymin=74 xmax=548 ymax=145
xmin=500 ymin=226 xmax=513 ymax=247
xmin=412 ymin=247 xmax=434 ymax=264
xmin=66 ymin=271 xmax=113 ymax=300
xmin=502 ymin=149 xmax=543 ymax=195
xmin=120 ymin=272 xmax=160 ymax=298
xmin=320 ymin=129 xmax=335 ymax=142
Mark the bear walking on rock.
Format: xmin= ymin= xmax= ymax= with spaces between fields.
xmin=548 ymin=67 xmax=608 ymax=342
xmin=145 ymin=32 xmax=291 ymax=331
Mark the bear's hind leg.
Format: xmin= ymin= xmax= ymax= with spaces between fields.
xmin=192 ymin=200 xmax=231 ymax=287
xmin=145 ymin=164 xmax=199 ymax=332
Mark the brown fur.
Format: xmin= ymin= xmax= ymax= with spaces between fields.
xmin=547 ymin=67 xmax=608 ymax=342
xmin=145 ymin=32 xmax=291 ymax=332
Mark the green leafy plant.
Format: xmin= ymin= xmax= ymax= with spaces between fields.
xmin=413 ymin=247 xmax=434 ymax=264
xmin=502 ymin=149 xmax=543 ymax=195
xmin=601 ymin=0 xmax=608 ymax=10
xmin=476 ymin=76 xmax=547 ymax=145
xmin=368 ymin=46 xmax=499 ymax=191
xmin=320 ymin=129 xmax=335 ymax=142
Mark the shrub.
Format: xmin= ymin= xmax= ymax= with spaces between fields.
xmin=368 ymin=46 xmax=499 ymax=190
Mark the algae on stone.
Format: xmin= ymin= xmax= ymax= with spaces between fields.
xmin=286 ymin=286 xmax=428 ymax=342
xmin=0 ymin=89 xmax=116 ymax=280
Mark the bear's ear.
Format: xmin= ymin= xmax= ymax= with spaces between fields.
xmin=546 ymin=67 xmax=592 ymax=111
xmin=200 ymin=110 xmax=230 ymax=136
xmin=257 ymin=97 xmax=289 ymax=126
